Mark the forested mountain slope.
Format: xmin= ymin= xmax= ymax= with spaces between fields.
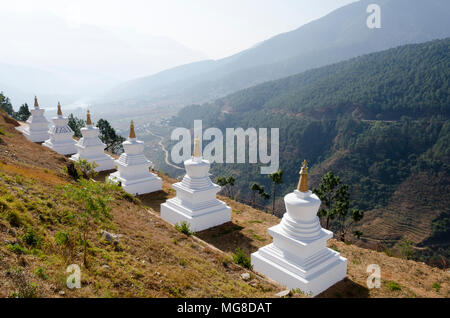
xmin=170 ymin=39 xmax=450 ymax=266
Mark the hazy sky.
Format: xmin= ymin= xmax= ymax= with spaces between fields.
xmin=3 ymin=0 xmax=358 ymax=60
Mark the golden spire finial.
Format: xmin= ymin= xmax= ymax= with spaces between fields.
xmin=297 ymin=160 xmax=309 ymax=192
xmin=34 ymin=96 xmax=39 ymax=108
xmin=129 ymin=120 xmax=136 ymax=139
xmin=57 ymin=102 xmax=62 ymax=116
xmin=86 ymin=110 xmax=92 ymax=126
xmin=193 ymin=136 xmax=201 ymax=158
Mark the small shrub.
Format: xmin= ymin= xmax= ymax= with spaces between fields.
xmin=122 ymin=191 xmax=137 ymax=203
xmin=384 ymin=248 xmax=394 ymax=257
xmin=22 ymin=228 xmax=41 ymax=247
xmin=14 ymin=175 xmax=24 ymax=185
xmin=252 ymin=234 xmax=266 ymax=241
xmin=232 ymin=248 xmax=252 ymax=269
xmin=74 ymin=159 xmax=98 ymax=179
xmin=34 ymin=267 xmax=48 ymax=280
xmin=175 ymin=221 xmax=195 ymax=236
xmin=6 ymin=210 xmax=21 ymax=227
xmin=329 ymin=245 xmax=340 ymax=252
xmin=398 ymin=239 xmax=414 ymax=260
xmin=386 ymin=281 xmax=402 ymax=291
xmin=432 ymin=282 xmax=441 ymax=292
xmin=292 ymin=288 xmax=313 ymax=297
xmin=7 ymin=243 xmax=28 ymax=255
xmin=222 ymin=257 xmax=231 ymax=268
xmin=179 ymin=259 xmax=187 ymax=266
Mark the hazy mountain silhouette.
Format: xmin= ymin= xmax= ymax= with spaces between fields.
xmin=0 ymin=12 xmax=207 ymax=107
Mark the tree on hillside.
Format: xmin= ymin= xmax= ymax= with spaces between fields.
xmin=67 ymin=115 xmax=125 ymax=155
xmin=217 ymin=175 xmax=236 ymax=198
xmin=226 ymin=176 xmax=235 ymax=198
xmin=96 ymin=119 xmax=126 ymax=155
xmin=268 ymin=169 xmax=283 ymax=215
xmin=62 ymin=179 xmax=114 ymax=267
xmin=14 ymin=103 xmax=31 ymax=121
xmin=250 ymin=183 xmax=261 ymax=207
xmin=68 ymin=114 xmax=85 ymax=138
xmin=259 ymin=188 xmax=271 ymax=210
xmin=313 ymin=171 xmax=364 ymax=242
xmin=250 ymin=183 xmax=270 ymax=208
xmin=0 ymin=92 xmax=14 ymax=116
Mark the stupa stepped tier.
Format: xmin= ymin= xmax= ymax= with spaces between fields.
xmin=42 ymin=102 xmax=76 ymax=155
xmin=161 ymin=137 xmax=231 ymax=232
xmin=108 ymin=120 xmax=162 ymax=195
xmin=70 ymin=110 xmax=115 ymax=172
xmin=16 ymin=96 xmax=50 ymax=143
xmin=251 ymin=161 xmax=347 ymax=296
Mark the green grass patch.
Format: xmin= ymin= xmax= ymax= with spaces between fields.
xmin=432 ymin=282 xmax=441 ymax=292
xmin=34 ymin=267 xmax=48 ymax=280
xmin=175 ymin=221 xmax=195 ymax=236
xmin=7 ymin=243 xmax=28 ymax=254
xmin=6 ymin=210 xmax=22 ymax=227
xmin=329 ymin=245 xmax=340 ymax=252
xmin=386 ymin=281 xmax=402 ymax=292
xmin=22 ymin=228 xmax=42 ymax=247
xmin=252 ymin=234 xmax=266 ymax=241
xmin=232 ymin=248 xmax=252 ymax=269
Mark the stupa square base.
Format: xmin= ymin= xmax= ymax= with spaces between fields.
xmin=251 ymin=245 xmax=347 ymax=296
xmin=42 ymin=141 xmax=76 ymax=155
xmin=161 ymin=199 xmax=231 ymax=232
xmin=70 ymin=154 xmax=115 ymax=172
xmin=108 ymin=171 xmax=162 ymax=195
xmin=268 ymin=224 xmax=333 ymax=258
xmin=16 ymin=126 xmax=49 ymax=143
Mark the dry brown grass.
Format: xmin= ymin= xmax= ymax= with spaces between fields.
xmin=0 ymin=163 xmax=67 ymax=186
xmin=0 ymin=113 xmax=282 ymax=298
xmin=191 ymin=196 xmax=450 ymax=298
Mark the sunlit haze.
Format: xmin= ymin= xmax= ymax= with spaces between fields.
xmin=0 ymin=0 xmax=357 ymax=106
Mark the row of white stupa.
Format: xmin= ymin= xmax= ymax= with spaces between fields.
xmin=16 ymin=97 xmax=347 ymax=296
xmin=16 ymin=97 xmax=162 ymax=195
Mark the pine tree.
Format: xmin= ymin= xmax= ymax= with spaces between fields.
xmin=268 ymin=169 xmax=283 ymax=215
xmin=0 ymin=92 xmax=14 ymax=116
xmin=14 ymin=103 xmax=31 ymax=121
xmin=96 ymin=119 xmax=125 ymax=155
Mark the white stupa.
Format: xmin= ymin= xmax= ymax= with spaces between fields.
xmin=42 ymin=102 xmax=77 ymax=155
xmin=161 ymin=137 xmax=231 ymax=232
xmin=17 ymin=96 xmax=50 ymax=142
xmin=108 ymin=120 xmax=162 ymax=195
xmin=70 ymin=110 xmax=115 ymax=172
xmin=251 ymin=161 xmax=347 ymax=296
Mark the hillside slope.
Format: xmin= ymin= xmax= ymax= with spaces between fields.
xmin=97 ymin=0 xmax=450 ymax=115
xmin=1 ymin=111 xmax=449 ymax=297
xmin=0 ymin=111 xmax=281 ymax=297
xmin=141 ymin=175 xmax=450 ymax=298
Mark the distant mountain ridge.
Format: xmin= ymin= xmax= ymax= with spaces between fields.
xmin=169 ymin=38 xmax=450 ymax=266
xmin=102 ymin=0 xmax=450 ymax=111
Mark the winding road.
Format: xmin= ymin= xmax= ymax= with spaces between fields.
xmin=146 ymin=128 xmax=184 ymax=171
